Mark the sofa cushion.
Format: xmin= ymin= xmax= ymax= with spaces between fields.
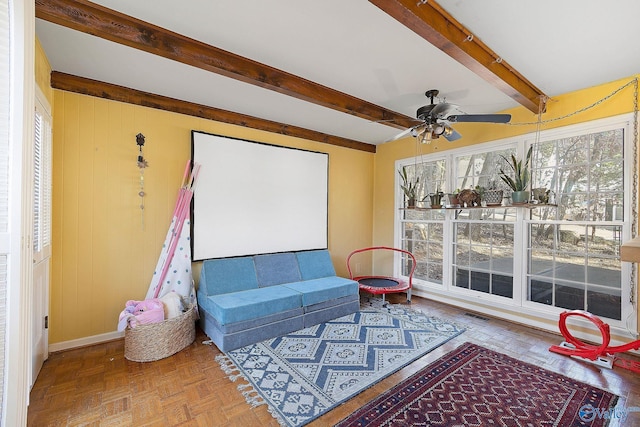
xmin=203 ymin=306 xmax=304 ymax=334
xmin=200 ymin=257 xmax=259 ymax=296
xmin=199 ymin=308 xmax=305 ymax=353
xmin=254 ymin=253 xmax=301 ymax=287
xmin=296 ymin=249 xmax=336 ymax=280
xmin=283 ymin=276 xmax=358 ymax=306
xmin=207 ymin=286 xmax=302 ymax=325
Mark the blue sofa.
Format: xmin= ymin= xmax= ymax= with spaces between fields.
xmin=197 ymin=249 xmax=360 ymax=352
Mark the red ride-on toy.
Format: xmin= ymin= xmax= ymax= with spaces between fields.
xmin=549 ymin=309 xmax=640 ymax=373
xmin=347 ymin=246 xmax=416 ymax=306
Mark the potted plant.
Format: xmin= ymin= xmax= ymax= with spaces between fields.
xmin=398 ymin=166 xmax=420 ymax=208
xmin=499 ymin=146 xmax=532 ymax=204
xmin=483 ymin=179 xmax=504 ymax=206
xmin=429 ymin=190 xmax=444 ymax=208
xmin=448 ymin=189 xmax=461 ymax=207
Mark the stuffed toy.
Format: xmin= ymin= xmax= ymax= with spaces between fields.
xmin=117 ymin=298 xmax=165 ymax=331
xmin=161 ymin=292 xmax=185 ymax=319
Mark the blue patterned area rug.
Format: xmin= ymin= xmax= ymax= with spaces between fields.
xmin=215 ymin=299 xmax=466 ymax=427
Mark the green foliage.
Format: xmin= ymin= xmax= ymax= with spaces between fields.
xmin=398 ymin=166 xmax=419 ymax=200
xmin=499 ymin=146 xmax=532 ymax=192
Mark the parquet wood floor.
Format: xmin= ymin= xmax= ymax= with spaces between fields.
xmin=28 ymin=294 xmax=640 ymax=426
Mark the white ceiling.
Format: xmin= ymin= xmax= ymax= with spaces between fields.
xmin=35 ymin=0 xmax=640 ymax=146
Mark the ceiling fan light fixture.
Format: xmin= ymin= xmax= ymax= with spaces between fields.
xmin=432 ymin=123 xmax=445 ymax=136
xmin=419 ymin=129 xmax=434 ymax=144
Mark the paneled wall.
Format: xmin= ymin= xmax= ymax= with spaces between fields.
xmin=35 ymin=38 xmax=53 ymax=103
xmin=51 ymin=91 xmax=374 ymax=345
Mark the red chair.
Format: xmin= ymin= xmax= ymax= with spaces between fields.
xmin=346 ymin=246 xmax=417 ymax=305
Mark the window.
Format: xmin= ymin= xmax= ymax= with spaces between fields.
xmin=398 ymin=159 xmax=445 ymax=284
xmin=395 ymin=116 xmax=634 ymax=329
xmin=453 ymin=211 xmax=516 ymax=298
xmin=451 ymin=148 xmax=518 ymax=300
xmin=527 ymin=128 xmax=625 ymax=320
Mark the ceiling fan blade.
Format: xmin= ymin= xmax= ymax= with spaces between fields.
xmin=384 ymin=127 xmax=412 ymax=142
xmin=443 ymin=126 xmax=462 ymax=142
xmin=446 ymin=114 xmax=511 ymax=123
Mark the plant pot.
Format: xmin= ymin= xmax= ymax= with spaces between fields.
xmin=484 ymin=189 xmax=503 ymax=206
xmin=511 ymin=190 xmax=530 ymax=205
xmin=406 ymin=197 xmax=416 ymax=208
xmin=429 ymin=193 xmax=443 ymax=208
xmin=448 ymin=195 xmax=460 ymax=206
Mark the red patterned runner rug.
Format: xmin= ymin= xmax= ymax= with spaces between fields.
xmin=336 ymin=342 xmax=619 ymax=427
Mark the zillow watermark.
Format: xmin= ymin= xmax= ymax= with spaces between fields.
xmin=579 ymin=404 xmax=640 ymax=422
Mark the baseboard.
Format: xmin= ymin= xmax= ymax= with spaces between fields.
xmin=48 ymin=330 xmax=124 ymax=353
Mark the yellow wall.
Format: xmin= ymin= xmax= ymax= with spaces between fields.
xmin=35 ymin=38 xmax=53 ymax=104
xmin=50 ymin=91 xmax=374 ymax=344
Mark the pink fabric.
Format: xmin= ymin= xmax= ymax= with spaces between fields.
xmin=117 ymin=298 xmax=165 ymax=331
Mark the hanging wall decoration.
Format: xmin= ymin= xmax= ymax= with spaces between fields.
xmin=136 ymin=133 xmax=148 ymax=228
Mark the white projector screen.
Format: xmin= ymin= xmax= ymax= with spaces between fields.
xmin=191 ymin=131 xmax=328 ymax=260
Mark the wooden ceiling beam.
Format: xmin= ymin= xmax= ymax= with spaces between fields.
xmin=36 ymin=0 xmax=417 ymax=130
xmin=369 ymin=0 xmax=547 ymax=114
xmin=51 ymin=72 xmax=376 ymax=153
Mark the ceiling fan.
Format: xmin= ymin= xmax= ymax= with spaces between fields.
xmin=393 ymin=89 xmax=512 ymax=143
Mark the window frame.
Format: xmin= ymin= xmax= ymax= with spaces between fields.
xmin=393 ymin=113 xmax=636 ymax=335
